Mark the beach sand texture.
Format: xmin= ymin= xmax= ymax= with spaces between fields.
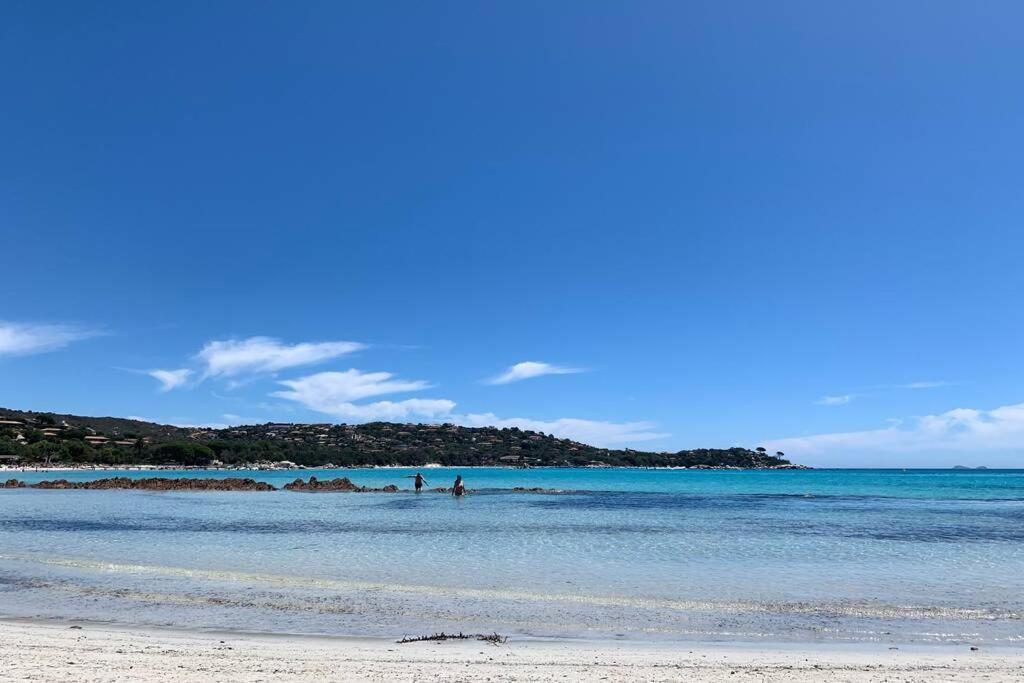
xmin=1 ymin=619 xmax=1021 ymax=682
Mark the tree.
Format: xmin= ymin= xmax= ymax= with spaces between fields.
xmin=150 ymin=442 xmax=215 ymax=466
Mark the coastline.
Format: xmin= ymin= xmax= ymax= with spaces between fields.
xmin=0 ymin=463 xmax=806 ymax=472
xmin=1 ymin=618 xmax=1021 ymax=682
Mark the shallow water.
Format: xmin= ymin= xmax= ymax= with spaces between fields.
xmin=1 ymin=468 xmax=1022 ymax=644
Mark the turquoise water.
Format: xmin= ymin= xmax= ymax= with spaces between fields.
xmin=1 ymin=468 xmax=1022 ymax=644
xmin=7 ymin=466 xmax=1024 ymax=498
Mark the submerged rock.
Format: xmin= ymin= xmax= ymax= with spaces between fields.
xmin=282 ymin=476 xmax=400 ymax=493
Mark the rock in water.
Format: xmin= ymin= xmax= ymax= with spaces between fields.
xmin=282 ymin=477 xmax=400 ymax=492
xmin=25 ymin=477 xmax=276 ymax=491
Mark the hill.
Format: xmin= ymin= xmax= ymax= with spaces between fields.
xmin=0 ymin=407 xmax=801 ymax=469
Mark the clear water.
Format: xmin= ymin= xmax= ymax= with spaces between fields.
xmin=1 ymin=468 xmax=1022 ymax=644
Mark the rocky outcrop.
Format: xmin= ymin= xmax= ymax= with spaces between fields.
xmin=6 ymin=476 xmax=432 ymax=493
xmin=17 ymin=477 xmax=276 ymax=491
xmin=282 ymin=476 xmax=399 ymax=493
xmin=511 ymin=487 xmax=571 ymax=494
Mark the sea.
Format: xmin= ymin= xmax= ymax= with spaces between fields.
xmin=1 ymin=467 xmax=1022 ymax=645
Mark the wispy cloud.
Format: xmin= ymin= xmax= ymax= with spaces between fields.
xmin=764 ymin=401 xmax=1024 ymax=465
xmin=273 ymin=369 xmax=430 ymax=404
xmin=813 ymin=381 xmax=952 ymax=406
xmin=895 ymin=380 xmax=953 ymax=390
xmin=816 ymin=394 xmax=854 ymax=406
xmin=148 ymin=368 xmax=193 ymax=392
xmin=457 ymin=413 xmax=669 ymax=447
xmin=271 ymin=369 xmax=450 ymax=421
xmin=141 ymin=336 xmax=368 ymax=390
xmin=198 ymin=337 xmax=366 ymax=379
xmin=272 ymin=369 xmax=666 ymax=447
xmin=317 ymin=398 xmax=458 ymax=422
xmin=487 ymin=361 xmax=585 ymax=385
xmin=0 ymin=321 xmax=100 ymax=357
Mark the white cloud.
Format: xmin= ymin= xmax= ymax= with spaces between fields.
xmin=197 ymin=337 xmax=365 ymax=378
xmin=457 ymin=413 xmax=669 ymax=447
xmin=487 ymin=361 xmax=584 ymax=385
xmin=272 ymin=369 xmax=666 ymax=447
xmin=816 ymin=394 xmax=853 ymax=406
xmin=272 ymin=369 xmax=452 ymax=421
xmin=764 ymin=401 xmax=1024 ymax=466
xmin=0 ymin=322 xmax=99 ymax=357
xmin=273 ymin=369 xmax=430 ymax=405
xmin=316 ymin=398 xmax=458 ymax=422
xmin=148 ymin=368 xmax=192 ymax=392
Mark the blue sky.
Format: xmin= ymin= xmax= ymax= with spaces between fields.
xmin=2 ymin=2 xmax=1022 ymax=467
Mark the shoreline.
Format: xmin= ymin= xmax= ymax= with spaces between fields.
xmin=6 ymin=614 xmax=1023 ymax=653
xmin=2 ymin=617 xmax=1021 ymax=682
xmin=0 ymin=464 xmax=807 ymax=472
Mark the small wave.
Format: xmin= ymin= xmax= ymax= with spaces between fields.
xmin=1 ymin=553 xmax=1020 ymax=622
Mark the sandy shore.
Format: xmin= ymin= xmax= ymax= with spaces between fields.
xmin=1 ymin=619 xmax=1021 ymax=682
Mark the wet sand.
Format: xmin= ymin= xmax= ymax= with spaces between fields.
xmin=1 ymin=618 xmax=1022 ymax=682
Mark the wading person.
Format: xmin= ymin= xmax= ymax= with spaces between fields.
xmin=408 ymin=472 xmax=427 ymax=492
xmin=452 ymin=474 xmax=466 ymax=497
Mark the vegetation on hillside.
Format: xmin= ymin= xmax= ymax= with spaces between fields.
xmin=0 ymin=408 xmax=798 ymax=469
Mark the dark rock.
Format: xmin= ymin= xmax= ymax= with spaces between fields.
xmin=3 ymin=479 xmax=25 ymax=488
xmin=27 ymin=477 xmax=276 ymax=491
xmin=282 ymin=477 xmax=400 ymax=493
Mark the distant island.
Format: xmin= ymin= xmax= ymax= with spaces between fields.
xmin=0 ymin=407 xmax=803 ymax=470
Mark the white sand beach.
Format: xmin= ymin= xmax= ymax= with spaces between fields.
xmin=1 ymin=619 xmax=1021 ymax=682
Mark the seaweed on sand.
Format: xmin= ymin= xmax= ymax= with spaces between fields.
xmin=397 ymin=632 xmax=507 ymax=645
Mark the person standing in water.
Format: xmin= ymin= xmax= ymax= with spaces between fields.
xmin=404 ymin=473 xmax=428 ymax=492
xmin=452 ymin=474 xmax=466 ymax=497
